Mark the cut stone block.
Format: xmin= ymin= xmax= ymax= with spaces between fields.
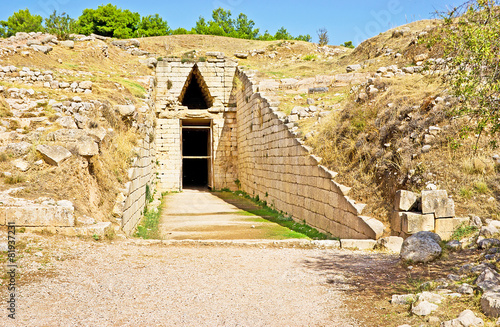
xmin=341 ymin=239 xmax=377 ymax=250
xmin=75 ymin=222 xmax=112 ymax=237
xmin=421 ymin=190 xmax=455 ymax=218
xmin=377 ymin=236 xmax=404 ymax=253
xmin=434 ymin=217 xmax=470 ymax=240
xmin=359 ymin=216 xmax=385 ymax=239
xmin=36 ymin=144 xmax=72 ymax=166
xmin=401 ymin=212 xmax=435 ymax=234
xmin=394 ymin=190 xmax=418 ymax=211
xmin=391 ymin=211 xmax=403 ymax=233
xmin=1 ymin=205 xmax=75 ymax=227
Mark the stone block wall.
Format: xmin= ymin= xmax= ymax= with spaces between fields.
xmin=155 ymin=118 xmax=181 ymax=192
xmin=392 ymin=189 xmax=468 ymax=240
xmin=213 ymin=111 xmax=239 ymax=190
xmin=233 ymin=69 xmax=384 ymax=239
xmin=121 ymin=134 xmax=156 ymax=235
xmin=155 ymin=59 xmax=237 ymax=111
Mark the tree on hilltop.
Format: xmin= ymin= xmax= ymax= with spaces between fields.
xmin=44 ymin=10 xmax=75 ymax=40
xmin=136 ymin=14 xmax=171 ymax=37
xmin=0 ymin=8 xmax=43 ymax=37
xmin=75 ymin=4 xmax=140 ymax=38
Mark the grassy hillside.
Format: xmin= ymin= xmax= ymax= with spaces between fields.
xmin=0 ymin=16 xmax=497 ymax=232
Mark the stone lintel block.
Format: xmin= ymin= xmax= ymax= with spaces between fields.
xmin=391 ymin=211 xmax=403 ymax=233
xmin=341 ymin=239 xmax=377 ymax=250
xmin=421 ymin=190 xmax=455 ymax=218
xmin=434 ymin=217 xmax=470 ymax=240
xmin=394 ymin=190 xmax=418 ymax=211
xmin=376 ymin=236 xmax=404 ymax=253
xmin=2 ymin=205 xmax=75 ymax=227
xmin=401 ymin=212 xmax=435 ymax=234
xmin=359 ymin=216 xmax=385 ymax=239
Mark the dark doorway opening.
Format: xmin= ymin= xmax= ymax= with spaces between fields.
xmin=182 ymin=127 xmax=211 ymax=188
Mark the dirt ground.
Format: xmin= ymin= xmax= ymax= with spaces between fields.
xmin=0 ymin=229 xmax=486 ymax=327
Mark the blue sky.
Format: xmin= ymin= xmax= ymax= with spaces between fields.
xmin=0 ymin=0 xmax=463 ymax=45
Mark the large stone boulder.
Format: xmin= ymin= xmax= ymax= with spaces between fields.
xmin=400 ymin=231 xmax=442 ymax=263
xmin=476 ymin=268 xmax=500 ymax=293
xmin=60 ymin=40 xmax=74 ymax=49
xmin=411 ymin=300 xmax=438 ymax=316
xmin=115 ymin=104 xmax=135 ymax=117
xmin=36 ymin=144 xmax=72 ymax=166
xmin=482 ymin=292 xmax=500 ymax=317
xmin=441 ymin=309 xmax=484 ymax=326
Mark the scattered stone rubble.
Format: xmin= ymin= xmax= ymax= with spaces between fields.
xmin=0 ymin=64 xmax=93 ymax=93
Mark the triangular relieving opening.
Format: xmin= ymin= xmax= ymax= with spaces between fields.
xmin=179 ymin=64 xmax=213 ymax=109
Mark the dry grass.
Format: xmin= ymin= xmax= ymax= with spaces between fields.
xmin=306 ymin=71 xmax=500 ymax=226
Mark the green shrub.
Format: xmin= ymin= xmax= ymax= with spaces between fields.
xmin=302 ymin=54 xmax=317 ymax=61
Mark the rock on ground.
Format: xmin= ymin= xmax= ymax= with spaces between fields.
xmin=400 ymin=231 xmax=442 ymax=263
xmin=441 ymin=309 xmax=484 ymax=327
xmin=482 ymin=292 xmax=500 ymax=318
xmin=36 ymin=144 xmax=72 ymax=166
xmin=412 ymin=300 xmax=438 ymax=316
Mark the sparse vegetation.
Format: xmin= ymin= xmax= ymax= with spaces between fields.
xmin=317 ymin=27 xmax=329 ymax=46
xmin=302 ymin=54 xmax=317 ymax=61
xmin=219 ymin=190 xmax=338 ymax=240
xmin=5 ymin=175 xmax=26 ymax=185
xmin=451 ymin=223 xmax=478 ymax=241
xmin=134 ymin=195 xmax=165 ymax=239
xmin=431 ymin=0 xmax=500 ymax=152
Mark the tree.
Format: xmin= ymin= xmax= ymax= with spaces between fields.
xmin=136 ymin=14 xmax=170 ymax=37
xmin=0 ymin=9 xmax=43 ymax=37
xmin=234 ymin=13 xmax=259 ymax=39
xmin=317 ymin=27 xmax=329 ymax=46
xmin=295 ymin=34 xmax=312 ymax=42
xmin=211 ymin=8 xmax=234 ymax=35
xmin=44 ymin=10 xmax=75 ymax=40
xmin=258 ymin=30 xmax=274 ymax=41
xmin=274 ymin=27 xmax=292 ymax=40
xmin=75 ymin=4 xmax=140 ymax=38
xmin=172 ymin=27 xmax=191 ymax=35
xmin=341 ymin=41 xmax=355 ymax=49
xmin=431 ymin=0 xmax=500 ymax=150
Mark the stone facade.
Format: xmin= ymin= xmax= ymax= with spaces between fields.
xmin=231 ymin=69 xmax=383 ymax=239
xmin=154 ymin=59 xmax=238 ymax=192
xmin=153 ymin=59 xmax=384 ymax=239
xmin=121 ymin=134 xmax=156 ymax=235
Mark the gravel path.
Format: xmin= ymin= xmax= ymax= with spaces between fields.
xmin=1 ymin=236 xmax=360 ymax=327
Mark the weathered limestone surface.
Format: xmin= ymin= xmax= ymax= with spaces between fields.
xmin=232 ymin=69 xmax=384 ymax=239
xmin=121 ymin=135 xmax=156 ymax=235
xmin=153 ymin=60 xmax=384 ymax=239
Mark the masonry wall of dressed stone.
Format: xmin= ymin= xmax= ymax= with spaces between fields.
xmin=155 ymin=59 xmax=237 ymax=111
xmin=155 ymin=118 xmax=181 ymax=192
xmin=234 ymin=69 xmax=384 ymax=239
xmin=121 ymin=134 xmax=156 ymax=235
xmin=213 ymin=110 xmax=239 ymax=190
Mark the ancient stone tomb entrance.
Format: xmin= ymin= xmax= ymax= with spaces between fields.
xmin=155 ymin=59 xmax=238 ymax=192
xmin=181 ymin=119 xmax=212 ymax=188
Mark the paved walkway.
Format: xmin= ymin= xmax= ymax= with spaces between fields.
xmin=159 ymin=189 xmax=301 ymax=240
